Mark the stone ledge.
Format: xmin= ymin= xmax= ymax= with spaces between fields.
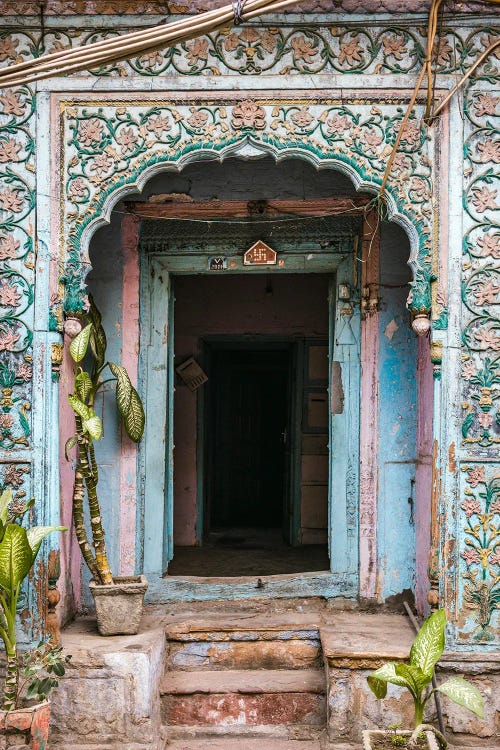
xmin=50 ymin=617 xmax=166 ymax=750
xmin=161 ymin=668 xmax=326 ymax=695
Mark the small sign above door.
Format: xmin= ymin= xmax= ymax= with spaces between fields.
xmin=244 ymin=240 xmax=277 ymax=266
xmin=208 ymin=256 xmax=227 ymax=271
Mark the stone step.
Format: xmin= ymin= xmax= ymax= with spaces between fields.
xmin=165 ymin=613 xmax=322 ymax=671
xmin=161 ymin=669 xmax=326 ymax=728
xmin=164 ymin=738 xmax=324 ymax=750
xmin=164 ymin=723 xmax=325 ymax=741
xmin=167 ymin=635 xmax=322 ymax=671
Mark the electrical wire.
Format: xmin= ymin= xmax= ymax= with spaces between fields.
xmin=0 ymin=0 xmax=301 ymax=89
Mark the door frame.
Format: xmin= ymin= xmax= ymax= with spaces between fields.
xmin=136 ymin=197 xmax=368 ymax=600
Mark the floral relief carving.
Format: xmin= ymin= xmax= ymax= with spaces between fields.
xmin=61 ymin=97 xmax=434 ymax=316
xmin=0 ymin=68 xmax=35 ymax=452
xmin=460 ymin=73 xmax=500 ymax=641
xmin=460 ymin=464 xmax=500 ymax=641
xmin=0 ymin=25 xmax=498 ymax=79
xmin=462 ymin=87 xmax=500 ymax=449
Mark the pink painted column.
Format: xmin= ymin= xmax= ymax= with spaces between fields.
xmin=58 ymin=345 xmax=82 ymax=622
xmin=415 ymin=335 xmax=434 ymax=614
xmin=359 ymin=211 xmax=380 ymax=600
xmin=119 ymin=214 xmax=141 ymax=575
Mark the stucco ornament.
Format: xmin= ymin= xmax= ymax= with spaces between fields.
xmin=61 ymin=96 xmax=434 ymax=317
xmin=412 ymin=313 xmax=431 ymax=336
xmin=0 ymin=24 xmax=497 ymax=78
xmin=460 ymin=464 xmax=500 ymax=641
xmin=0 ymin=80 xmax=35 ymax=453
xmin=459 ymin=80 xmax=500 ymax=640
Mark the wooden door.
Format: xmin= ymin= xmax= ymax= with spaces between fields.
xmin=209 ymin=349 xmax=288 ymax=530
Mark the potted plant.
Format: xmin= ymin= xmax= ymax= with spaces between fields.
xmin=0 ymin=487 xmax=68 ymax=749
xmin=66 ymin=296 xmax=147 ymax=636
xmin=364 ymin=609 xmax=484 ymax=750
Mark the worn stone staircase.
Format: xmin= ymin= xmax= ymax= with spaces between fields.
xmin=161 ymin=612 xmax=327 ymax=747
xmin=51 ymin=604 xmax=500 ymax=750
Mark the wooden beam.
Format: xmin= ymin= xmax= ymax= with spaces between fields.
xmin=124 ymin=196 xmax=371 ymax=220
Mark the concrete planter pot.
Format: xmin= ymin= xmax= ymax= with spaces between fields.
xmin=0 ymin=699 xmax=51 ymax=749
xmin=362 ymin=729 xmax=440 ymax=750
xmin=89 ymin=575 xmax=148 ymax=636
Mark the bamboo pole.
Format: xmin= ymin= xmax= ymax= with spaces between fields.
xmin=0 ymin=0 xmax=301 ymax=89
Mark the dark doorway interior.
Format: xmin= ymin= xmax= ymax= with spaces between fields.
xmin=209 ymin=348 xmax=288 ymax=530
xmin=168 ymin=341 xmax=329 ymax=576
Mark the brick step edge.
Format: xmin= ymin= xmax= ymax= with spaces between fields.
xmin=164 ymin=724 xmax=325 ymax=741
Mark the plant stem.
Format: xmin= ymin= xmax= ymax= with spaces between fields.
xmin=85 ymin=440 xmax=113 ymax=585
xmin=3 ymin=649 xmax=18 ymax=711
xmin=414 ymin=701 xmax=425 ymax=728
xmin=72 ymin=416 xmax=100 ymax=582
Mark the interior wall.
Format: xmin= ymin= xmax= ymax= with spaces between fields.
xmin=86 ymin=211 xmax=124 ymax=592
xmin=174 ymin=274 xmax=329 ymax=546
xmin=377 ymin=221 xmax=418 ymax=601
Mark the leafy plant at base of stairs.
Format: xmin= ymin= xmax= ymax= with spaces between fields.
xmin=367 ymin=609 xmax=484 ymax=735
xmin=66 ymin=295 xmax=145 ymax=586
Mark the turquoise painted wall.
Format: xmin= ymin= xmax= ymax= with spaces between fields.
xmin=86 ymin=211 xmax=124 ymax=597
xmin=377 ymin=222 xmax=417 ymax=601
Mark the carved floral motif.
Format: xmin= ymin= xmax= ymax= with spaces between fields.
xmin=0 ymin=49 xmax=35 ymax=450
xmin=0 ymin=25 xmax=497 ymax=78
xmin=460 ymin=465 xmax=500 ymax=640
xmin=62 ymin=97 xmax=433 ymax=315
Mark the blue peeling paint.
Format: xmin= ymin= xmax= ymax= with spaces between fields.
xmin=377 ymin=222 xmax=417 ymax=601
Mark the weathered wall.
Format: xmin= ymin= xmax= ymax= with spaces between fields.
xmin=0 ymin=3 xmax=496 ymax=643
xmin=377 ymin=222 xmax=418 ymax=601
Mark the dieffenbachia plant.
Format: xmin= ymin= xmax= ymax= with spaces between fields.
xmin=0 ymin=488 xmax=66 ymax=710
xmin=66 ymin=296 xmax=145 ymax=586
xmin=367 ymin=609 xmax=484 ymax=729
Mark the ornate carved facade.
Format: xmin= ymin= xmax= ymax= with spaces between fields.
xmin=0 ymin=2 xmax=498 ymax=646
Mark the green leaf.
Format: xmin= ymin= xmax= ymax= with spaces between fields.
xmin=436 ymin=677 xmax=484 ymax=718
xmin=26 ymin=526 xmax=66 ymax=562
xmin=88 ymin=295 xmax=107 ymax=370
xmin=108 ymin=362 xmax=132 ymax=417
xmin=394 ymin=663 xmax=430 ymax=700
xmin=65 ymin=435 xmax=77 ymax=461
xmin=108 ymin=363 xmax=145 ymax=441
xmin=367 ymin=674 xmax=387 ymax=699
xmin=75 ymin=371 xmax=93 ymax=402
xmin=367 ymin=662 xmax=413 ymax=692
xmin=0 ymin=487 xmax=12 ymax=525
xmin=69 ymin=323 xmax=92 ymax=363
xmin=123 ymin=386 xmax=145 ymax=443
xmin=410 ymin=609 xmax=446 ymax=678
xmin=68 ymin=394 xmax=91 ymax=421
xmin=82 ymin=414 xmax=102 ymax=441
xmin=0 ymin=524 xmax=33 ymax=592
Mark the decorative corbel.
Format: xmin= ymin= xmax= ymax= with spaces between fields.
xmin=407 ymin=269 xmax=436 ymax=337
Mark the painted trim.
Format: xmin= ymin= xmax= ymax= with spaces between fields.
xmin=119 ymin=214 xmax=140 ymax=576
xmin=359 ymin=211 xmax=380 ymax=600
xmin=329 ymin=256 xmax=361 ymax=583
xmin=139 ymin=256 xmax=171 ymax=577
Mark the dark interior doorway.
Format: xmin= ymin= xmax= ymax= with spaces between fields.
xmin=208 ymin=347 xmax=289 ymax=531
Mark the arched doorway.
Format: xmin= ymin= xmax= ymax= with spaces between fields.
xmin=86 ymin=156 xmax=423 ymax=603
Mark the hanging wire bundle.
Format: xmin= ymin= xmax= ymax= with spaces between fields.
xmin=0 ymin=0 xmax=301 ymax=89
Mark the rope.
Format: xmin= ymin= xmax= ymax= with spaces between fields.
xmin=232 ymin=0 xmax=248 ymax=24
